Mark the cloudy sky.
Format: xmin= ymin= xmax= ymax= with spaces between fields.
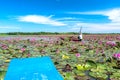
xmin=0 ymin=0 xmax=120 ymax=33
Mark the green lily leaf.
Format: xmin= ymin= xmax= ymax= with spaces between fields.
xmin=89 ymin=72 xmax=107 ymax=79
xmin=85 ymin=60 xmax=97 ymax=68
xmin=0 ymin=71 xmax=6 ymax=80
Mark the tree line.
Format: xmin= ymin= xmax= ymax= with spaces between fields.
xmin=0 ymin=32 xmax=119 ymax=35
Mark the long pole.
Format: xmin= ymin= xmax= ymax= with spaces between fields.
xmin=79 ymin=26 xmax=82 ymax=35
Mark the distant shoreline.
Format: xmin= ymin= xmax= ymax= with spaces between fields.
xmin=0 ymin=32 xmax=120 ymax=36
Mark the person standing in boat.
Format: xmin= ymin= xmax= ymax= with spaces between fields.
xmin=78 ymin=26 xmax=83 ymax=41
xmin=78 ymin=33 xmax=82 ymax=41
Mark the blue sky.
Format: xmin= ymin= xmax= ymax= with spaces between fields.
xmin=0 ymin=0 xmax=120 ymax=33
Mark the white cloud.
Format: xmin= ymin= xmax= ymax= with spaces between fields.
xmin=0 ymin=26 xmax=21 ymax=29
xmin=68 ymin=8 xmax=120 ymax=23
xmin=70 ymin=22 xmax=120 ymax=33
xmin=67 ymin=8 xmax=120 ymax=33
xmin=17 ymin=15 xmax=66 ymax=26
xmin=56 ymin=17 xmax=76 ymax=21
xmin=105 ymin=9 xmax=120 ymax=22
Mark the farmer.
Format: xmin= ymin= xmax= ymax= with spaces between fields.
xmin=78 ymin=33 xmax=82 ymax=41
xmin=78 ymin=26 xmax=83 ymax=41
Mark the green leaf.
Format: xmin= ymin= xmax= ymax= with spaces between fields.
xmin=85 ymin=60 xmax=97 ymax=68
xmin=0 ymin=71 xmax=6 ymax=80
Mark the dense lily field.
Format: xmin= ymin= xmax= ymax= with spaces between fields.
xmin=0 ymin=34 xmax=120 ymax=80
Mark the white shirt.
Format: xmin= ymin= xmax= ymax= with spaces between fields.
xmin=79 ymin=34 xmax=82 ymax=39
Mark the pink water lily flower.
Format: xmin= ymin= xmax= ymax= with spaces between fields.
xmin=113 ymin=53 xmax=120 ymax=59
xmin=1 ymin=44 xmax=8 ymax=50
xmin=75 ymin=53 xmax=81 ymax=57
xmin=117 ymin=53 xmax=120 ymax=59
xmin=21 ymin=48 xmax=26 ymax=52
xmin=106 ymin=41 xmax=116 ymax=47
